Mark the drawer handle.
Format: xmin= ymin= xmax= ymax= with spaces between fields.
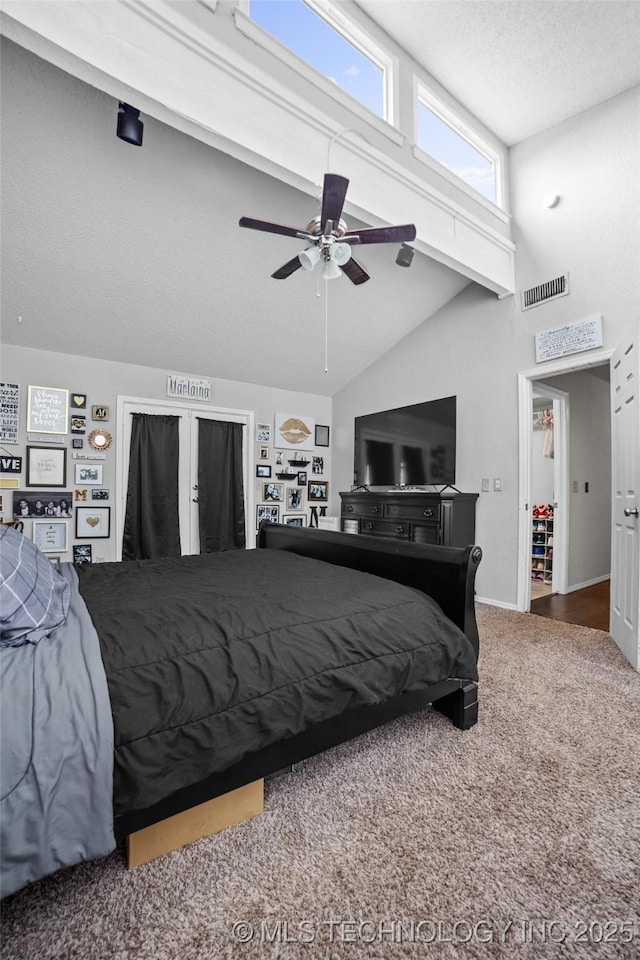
xmin=371 ymin=506 xmax=380 ymax=514
xmin=423 ymin=509 xmax=433 ymax=517
xmin=395 ymin=525 xmax=405 ymax=534
xmin=364 ymin=522 xmax=374 ymax=530
xmin=345 ymin=505 xmax=354 ymax=512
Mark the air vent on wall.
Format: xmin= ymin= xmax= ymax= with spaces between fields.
xmin=521 ymin=273 xmax=569 ymax=310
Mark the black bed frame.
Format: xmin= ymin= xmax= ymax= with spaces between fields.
xmin=114 ymin=525 xmax=482 ymax=838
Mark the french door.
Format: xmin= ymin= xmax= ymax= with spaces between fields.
xmin=116 ymin=397 xmax=254 ymax=558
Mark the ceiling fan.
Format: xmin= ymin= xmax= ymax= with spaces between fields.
xmin=239 ymin=173 xmax=416 ymax=285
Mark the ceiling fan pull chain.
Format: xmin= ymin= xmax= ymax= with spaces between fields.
xmin=325 ymin=280 xmax=329 ymax=373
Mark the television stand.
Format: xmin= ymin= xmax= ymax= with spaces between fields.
xmin=340 ymin=490 xmax=478 ymax=547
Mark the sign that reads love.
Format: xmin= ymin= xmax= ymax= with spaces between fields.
xmin=0 ymin=455 xmax=22 ymax=474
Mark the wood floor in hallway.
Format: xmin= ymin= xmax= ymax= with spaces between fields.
xmin=530 ymin=580 xmax=610 ymax=632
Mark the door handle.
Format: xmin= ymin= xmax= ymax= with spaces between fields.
xmin=624 ymin=506 xmax=639 ymax=518
xmin=192 ymin=497 xmax=199 ymax=503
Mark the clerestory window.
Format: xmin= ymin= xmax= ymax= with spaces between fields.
xmin=416 ymin=91 xmax=501 ymax=206
xmin=248 ymin=0 xmax=390 ymax=121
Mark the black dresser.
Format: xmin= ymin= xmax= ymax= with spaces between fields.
xmin=339 ymin=490 xmax=478 ymax=547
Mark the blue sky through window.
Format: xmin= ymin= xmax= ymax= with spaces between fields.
xmin=417 ymin=103 xmax=496 ymax=203
xmin=249 ymin=0 xmax=384 ymax=117
xmin=249 ymin=0 xmax=498 ymax=205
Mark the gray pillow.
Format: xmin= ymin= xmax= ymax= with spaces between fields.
xmin=0 ymin=525 xmax=70 ymax=647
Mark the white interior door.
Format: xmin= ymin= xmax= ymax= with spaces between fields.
xmin=117 ymin=397 xmax=254 ymax=558
xmin=610 ymin=339 xmax=640 ymax=669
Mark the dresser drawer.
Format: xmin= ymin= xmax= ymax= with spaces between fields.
xmin=412 ymin=523 xmax=440 ymax=545
xmin=360 ymin=518 xmax=410 ymax=539
xmin=342 ymin=500 xmax=384 ymax=518
xmin=384 ymin=501 xmax=440 ymax=522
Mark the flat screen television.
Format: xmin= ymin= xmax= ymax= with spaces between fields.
xmin=354 ymin=396 xmax=456 ymax=488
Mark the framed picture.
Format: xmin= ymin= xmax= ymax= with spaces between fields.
xmin=27 ymin=386 xmax=69 ymax=435
xmin=275 ymin=452 xmax=284 ymax=465
xmin=74 ymin=463 xmax=103 ymax=485
xmin=308 ymin=481 xmax=329 ymax=501
xmin=70 ymin=393 xmax=87 ymax=409
xmin=286 ymin=487 xmax=304 ymax=510
xmin=256 ymin=464 xmax=272 ymax=478
xmin=73 ymin=543 xmax=92 ymax=565
xmin=32 ymin=519 xmax=68 ymax=553
xmin=76 ymin=506 xmax=110 ymax=539
xmin=258 ymin=445 xmax=270 ymax=460
xmin=91 ymin=488 xmax=109 ymax=500
xmin=256 ymin=504 xmax=279 ymax=527
xmin=297 ymin=471 xmax=307 ymax=485
xmin=283 ymin=514 xmax=307 ymax=527
xmin=26 ymin=446 xmax=67 ymax=487
xmin=312 ymin=456 xmax=324 ymax=475
xmin=275 ymin=413 xmax=315 ymax=451
xmin=262 ymin=482 xmax=284 ymax=502
xmin=13 ymin=491 xmax=72 ymax=518
xmin=315 ymin=424 xmax=330 ymax=447
xmin=70 ymin=416 xmax=86 ymax=435
xmin=256 ymin=422 xmax=271 ymax=443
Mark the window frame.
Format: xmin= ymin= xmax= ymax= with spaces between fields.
xmin=238 ymin=0 xmax=399 ymax=134
xmin=414 ymin=81 xmax=506 ymax=213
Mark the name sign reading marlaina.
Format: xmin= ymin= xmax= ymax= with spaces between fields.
xmin=167 ymin=375 xmax=212 ymax=402
xmin=535 ymin=314 xmax=603 ymax=363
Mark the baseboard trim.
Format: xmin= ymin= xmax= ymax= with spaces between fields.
xmin=564 ymin=575 xmax=610 ymax=593
xmin=475 ymin=597 xmax=518 ymax=611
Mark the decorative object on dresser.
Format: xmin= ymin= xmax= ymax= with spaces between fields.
xmin=340 ymin=490 xmax=478 ymax=547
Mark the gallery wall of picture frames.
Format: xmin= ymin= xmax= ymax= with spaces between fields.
xmin=1 ymin=381 xmax=113 ymax=563
xmin=254 ymin=415 xmax=331 ymax=531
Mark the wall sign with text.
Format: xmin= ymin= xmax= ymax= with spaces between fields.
xmin=27 ymin=386 xmax=69 ymax=434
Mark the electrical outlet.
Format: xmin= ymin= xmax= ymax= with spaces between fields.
xmin=572 ymin=480 xmax=579 ymax=493
xmin=481 ymin=478 xmax=490 ymax=492
xmin=493 ymin=477 xmax=502 ymax=492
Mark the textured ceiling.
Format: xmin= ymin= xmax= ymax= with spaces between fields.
xmin=356 ymin=0 xmax=640 ymax=145
xmin=2 ymin=1 xmax=639 ymax=396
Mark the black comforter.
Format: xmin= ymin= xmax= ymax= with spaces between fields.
xmin=77 ymin=549 xmax=478 ymax=819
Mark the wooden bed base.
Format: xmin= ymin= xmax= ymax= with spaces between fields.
xmin=118 ymin=524 xmax=482 ymax=855
xmin=126 ymin=780 xmax=264 ymax=868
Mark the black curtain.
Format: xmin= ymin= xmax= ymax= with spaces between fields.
xmin=122 ymin=414 xmax=181 ymax=560
xmin=198 ymin=419 xmax=246 ymax=552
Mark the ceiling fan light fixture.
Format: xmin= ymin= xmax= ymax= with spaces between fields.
xmin=332 ymin=242 xmax=352 ymax=266
xmin=298 ymin=247 xmax=321 ymax=271
xmin=323 ymin=258 xmax=343 ymax=280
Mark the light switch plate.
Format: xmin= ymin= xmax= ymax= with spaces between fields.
xmin=481 ymin=478 xmax=490 ymax=492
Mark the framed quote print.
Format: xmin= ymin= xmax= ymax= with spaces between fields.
xmin=26 ymin=446 xmax=67 ymax=487
xmin=27 ymin=386 xmax=69 ymax=435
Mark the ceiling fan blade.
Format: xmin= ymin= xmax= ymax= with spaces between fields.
xmin=320 ymin=174 xmax=349 ymax=232
xmin=344 ymin=224 xmax=417 ymax=245
xmin=340 ymin=257 xmax=370 ymax=285
xmin=239 ymin=216 xmax=314 ymax=242
xmin=271 ymin=256 xmax=304 ymax=280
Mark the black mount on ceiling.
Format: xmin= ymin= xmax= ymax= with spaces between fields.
xmin=239 ymin=173 xmax=416 ymax=285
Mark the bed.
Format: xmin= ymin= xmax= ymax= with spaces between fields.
xmin=0 ymin=522 xmax=481 ymax=897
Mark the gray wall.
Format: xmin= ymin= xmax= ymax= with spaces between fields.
xmin=1 ymin=344 xmax=332 ymax=561
xmin=332 ymin=84 xmax=640 ymax=606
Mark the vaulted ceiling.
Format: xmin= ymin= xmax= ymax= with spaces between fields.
xmin=1 ymin=1 xmax=638 ymax=395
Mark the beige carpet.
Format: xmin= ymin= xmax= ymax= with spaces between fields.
xmin=2 ymin=606 xmax=639 ymax=959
